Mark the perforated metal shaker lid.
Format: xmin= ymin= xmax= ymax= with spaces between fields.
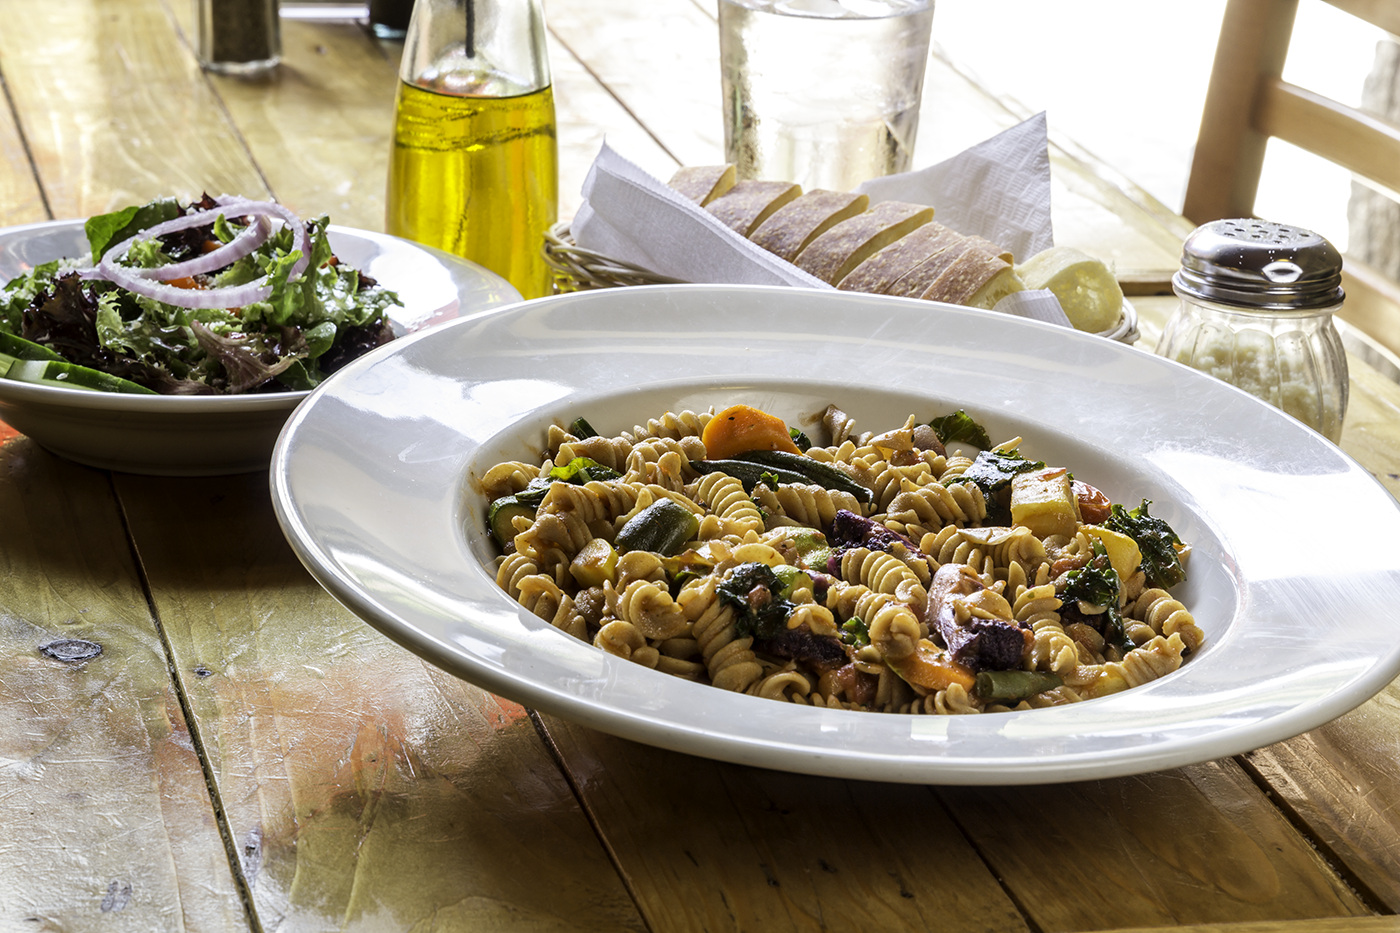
xmin=1172 ymin=218 xmax=1344 ymax=310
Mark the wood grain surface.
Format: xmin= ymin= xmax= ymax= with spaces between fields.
xmin=114 ymin=471 xmax=646 ymax=931
xmin=0 ymin=440 xmax=247 ymax=931
xmin=0 ymin=0 xmax=269 ymax=218
xmin=3 ymin=3 xmax=1400 ymax=931
xmin=540 ymin=715 xmax=1032 ymax=933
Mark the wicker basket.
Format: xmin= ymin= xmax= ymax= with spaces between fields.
xmin=543 ymin=221 xmax=678 ymax=292
xmin=542 ymin=221 xmax=1140 ymax=345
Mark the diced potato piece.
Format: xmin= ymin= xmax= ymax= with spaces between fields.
xmin=1083 ymin=525 xmax=1143 ymax=581
xmin=1010 ymin=468 xmax=1080 ymax=539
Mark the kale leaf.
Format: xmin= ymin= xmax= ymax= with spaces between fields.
xmin=928 ymin=409 xmax=993 ymax=449
xmin=1103 ymin=499 xmax=1187 ymax=589
xmin=717 ymin=562 xmax=796 ymax=640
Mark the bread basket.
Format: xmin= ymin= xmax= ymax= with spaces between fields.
xmin=542 ymin=221 xmax=1140 ymax=345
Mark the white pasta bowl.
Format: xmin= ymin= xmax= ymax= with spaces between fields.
xmin=0 ymin=220 xmax=521 ymax=475
xmin=270 ymin=283 xmax=1400 ymax=785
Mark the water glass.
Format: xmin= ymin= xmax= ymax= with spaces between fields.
xmin=719 ymin=0 xmax=934 ymax=192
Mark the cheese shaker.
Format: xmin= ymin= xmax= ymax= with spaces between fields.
xmin=1157 ymin=219 xmax=1348 ymax=442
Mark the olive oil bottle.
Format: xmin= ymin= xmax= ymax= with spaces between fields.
xmin=385 ymin=0 xmax=557 ymax=300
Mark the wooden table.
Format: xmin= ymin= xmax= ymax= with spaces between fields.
xmin=3 ymin=2 xmax=1400 ymax=931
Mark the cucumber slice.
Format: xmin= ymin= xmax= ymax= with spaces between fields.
xmin=3 ymin=358 xmax=157 ymax=394
xmin=488 ymin=496 xmax=537 ymax=549
xmin=0 ymin=329 xmax=65 ymax=362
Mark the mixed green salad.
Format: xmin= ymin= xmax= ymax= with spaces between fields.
xmin=0 ymin=194 xmax=402 ymax=395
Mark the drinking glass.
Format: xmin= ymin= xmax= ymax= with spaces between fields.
xmin=719 ymin=0 xmax=934 ymax=192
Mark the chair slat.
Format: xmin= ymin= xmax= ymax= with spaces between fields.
xmin=1256 ymin=79 xmax=1400 ymax=198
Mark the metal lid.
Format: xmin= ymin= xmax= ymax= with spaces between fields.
xmin=1172 ymin=218 xmax=1344 ymax=310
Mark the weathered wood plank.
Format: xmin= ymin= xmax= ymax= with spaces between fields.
xmin=0 ymin=75 xmax=47 ymax=226
xmin=0 ymin=0 xmax=268 ymax=218
xmin=538 ymin=716 xmax=1032 ymax=933
xmin=1075 ymin=918 xmax=1400 ymax=933
xmin=0 ymin=439 xmax=247 ymax=931
xmin=549 ymin=30 xmax=681 ymax=220
xmin=937 ymin=760 xmax=1370 ymax=932
xmin=195 ymin=19 xmax=400 ymax=232
xmin=547 ymin=0 xmax=724 ymax=170
xmin=115 ymin=471 xmax=646 ymax=932
xmin=1240 ymin=679 xmax=1400 ymax=911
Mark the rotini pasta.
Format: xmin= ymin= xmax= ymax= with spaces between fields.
xmin=484 ymin=402 xmax=1203 ymax=715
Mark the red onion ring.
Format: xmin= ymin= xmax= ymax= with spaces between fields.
xmin=123 ymin=213 xmax=271 ymax=281
xmin=95 ymin=197 xmax=310 ymax=310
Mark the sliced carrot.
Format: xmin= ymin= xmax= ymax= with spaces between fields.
xmin=165 ymin=276 xmax=203 ymax=289
xmin=886 ymin=642 xmax=977 ymax=692
xmin=701 ymin=403 xmax=801 ymax=460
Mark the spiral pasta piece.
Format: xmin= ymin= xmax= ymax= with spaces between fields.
xmin=481 ymin=460 xmax=544 ymax=501
xmin=555 ymin=433 xmax=634 ymax=471
xmin=1130 ymin=588 xmax=1205 ymax=653
xmin=679 ymin=577 xmax=763 ymax=693
xmin=609 ymin=578 xmax=689 ymax=640
xmin=624 ymin=408 xmax=712 ymax=442
xmin=747 ymin=666 xmax=814 ymax=702
xmin=753 ymin=481 xmax=864 ymax=529
xmin=1084 ymin=633 xmax=1187 ymax=698
xmin=593 ymin=619 xmax=660 ymax=668
xmin=695 ymin=471 xmax=765 ymax=539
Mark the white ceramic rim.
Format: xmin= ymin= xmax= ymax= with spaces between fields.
xmin=269 ymin=283 xmax=1400 ymax=785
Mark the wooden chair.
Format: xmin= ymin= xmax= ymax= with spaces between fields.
xmin=1183 ymin=0 xmax=1400 ymax=358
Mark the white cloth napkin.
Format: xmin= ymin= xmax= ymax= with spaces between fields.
xmin=570 ymin=113 xmax=1070 ymax=326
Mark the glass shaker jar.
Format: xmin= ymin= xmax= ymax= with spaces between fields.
xmin=194 ymin=0 xmax=281 ymax=75
xmin=1157 ymin=219 xmax=1348 ymax=443
xmin=386 ymin=0 xmax=558 ymax=300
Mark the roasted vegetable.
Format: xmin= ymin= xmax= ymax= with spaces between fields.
xmin=1010 ymin=466 xmax=1080 ymax=539
xmin=884 ymin=640 xmax=978 ymax=691
xmin=974 ymin=670 xmax=1064 ymax=702
xmin=614 ymin=498 xmax=700 ymax=556
xmin=732 ymin=448 xmax=873 ymax=502
xmin=702 ymin=403 xmax=802 ymax=460
xmin=690 ymin=458 xmax=811 ymax=491
xmin=487 ymin=496 xmax=535 ymax=550
xmin=567 ymin=417 xmax=599 ymax=439
xmin=569 ymin=538 xmax=617 ymax=587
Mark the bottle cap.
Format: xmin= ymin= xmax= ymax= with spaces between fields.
xmin=1172 ymin=219 xmax=1344 ymax=311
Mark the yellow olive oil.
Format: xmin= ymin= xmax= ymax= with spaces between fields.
xmin=387 ymin=80 xmax=558 ymax=300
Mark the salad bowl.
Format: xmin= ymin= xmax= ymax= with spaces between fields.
xmin=0 ymin=220 xmax=522 ymax=475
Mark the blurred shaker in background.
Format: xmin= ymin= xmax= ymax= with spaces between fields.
xmin=719 ymin=0 xmax=933 ymax=192
xmin=370 ymin=0 xmax=415 ymax=39
xmin=387 ymin=0 xmax=558 ymax=299
xmin=194 ymin=0 xmax=281 ymax=74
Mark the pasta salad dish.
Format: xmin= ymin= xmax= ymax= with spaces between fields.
xmin=481 ymin=402 xmax=1202 ymax=715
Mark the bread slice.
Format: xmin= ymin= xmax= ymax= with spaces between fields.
xmin=749 ymin=190 xmax=870 ymax=263
xmin=794 ymin=201 xmax=935 ymax=285
xmin=667 ymin=165 xmax=737 ymax=206
xmin=704 ymin=180 xmax=803 ymax=236
xmin=964 ymin=267 xmax=1027 ymax=310
xmin=1015 ymin=246 xmax=1123 ymax=332
xmin=919 ymin=249 xmax=1025 ymax=309
xmin=884 ymin=243 xmax=973 ymax=298
xmin=838 ymin=221 xmax=967 ymax=294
